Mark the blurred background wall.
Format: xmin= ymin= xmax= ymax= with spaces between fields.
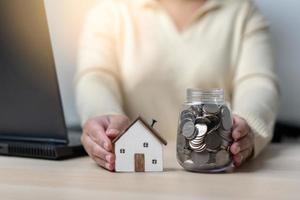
xmin=44 ymin=0 xmax=300 ymax=128
xmin=45 ymin=0 xmax=97 ymax=126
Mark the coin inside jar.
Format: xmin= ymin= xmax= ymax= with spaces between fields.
xmin=191 ymin=105 xmax=203 ymax=115
xmin=215 ymin=150 xmax=231 ymax=166
xmin=195 ymin=116 xmax=211 ymax=124
xmin=205 ymin=132 xmax=222 ymax=151
xmin=182 ymin=121 xmax=196 ymax=139
xmin=204 ymin=115 xmax=220 ymax=133
xmin=180 ymin=110 xmax=195 ymax=121
xmin=219 ymin=129 xmax=233 ymax=142
xmin=221 ymin=106 xmax=233 ymax=131
xmin=189 ymin=143 xmax=206 ymax=152
xmin=188 ymin=123 xmax=208 ymax=152
xmin=207 ymin=152 xmax=217 ymax=164
xmin=191 ymin=151 xmax=209 ymax=165
xmin=195 ymin=123 xmax=208 ymax=137
xmin=203 ymin=104 xmax=220 ymax=114
xmin=177 ymin=89 xmax=234 ymax=172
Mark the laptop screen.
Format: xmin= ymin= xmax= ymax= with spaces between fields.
xmin=0 ymin=0 xmax=68 ymax=143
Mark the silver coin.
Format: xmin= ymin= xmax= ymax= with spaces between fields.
xmin=183 ymin=159 xmax=195 ymax=167
xmin=191 ymin=151 xmax=209 ymax=165
xmin=180 ymin=111 xmax=195 ymax=121
xmin=205 ymin=132 xmax=222 ymax=151
xmin=191 ymin=140 xmax=203 ymax=146
xmin=204 ymin=115 xmax=221 ymax=133
xmin=189 ymin=124 xmax=207 ymax=149
xmin=180 ymin=118 xmax=193 ymax=130
xmin=207 ymin=152 xmax=217 ymax=164
xmin=195 ymin=123 xmax=208 ymax=137
xmin=176 ymin=134 xmax=187 ymax=150
xmin=215 ymin=150 xmax=231 ymax=166
xmin=181 ymin=114 xmax=194 ymax=122
xmin=181 ymin=109 xmax=193 ymax=116
xmin=180 ymin=109 xmax=194 ymax=116
xmin=189 ymin=142 xmax=199 ymax=149
xmin=190 ymin=138 xmax=204 ymax=145
xmin=203 ymin=104 xmax=220 ymax=114
xmin=191 ymin=105 xmax=203 ymax=115
xmin=190 ymin=141 xmax=204 ymax=149
xmin=189 ymin=139 xmax=203 ymax=146
xmin=221 ymin=106 xmax=233 ymax=131
xmin=189 ymin=142 xmax=206 ymax=152
xmin=182 ymin=121 xmax=196 ymax=139
xmin=195 ymin=144 xmax=207 ymax=152
xmin=195 ymin=116 xmax=211 ymax=125
xmin=219 ymin=129 xmax=233 ymax=142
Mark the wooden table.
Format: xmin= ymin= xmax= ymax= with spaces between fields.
xmin=0 ymin=142 xmax=299 ymax=200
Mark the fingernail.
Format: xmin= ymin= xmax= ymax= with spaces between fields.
xmin=104 ymin=142 xmax=110 ymax=150
xmin=107 ymin=129 xmax=120 ymax=135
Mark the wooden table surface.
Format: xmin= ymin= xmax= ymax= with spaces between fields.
xmin=0 ymin=141 xmax=299 ymax=200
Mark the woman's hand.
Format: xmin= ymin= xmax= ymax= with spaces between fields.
xmin=81 ymin=114 xmax=130 ymax=171
xmin=230 ymin=115 xmax=254 ymax=167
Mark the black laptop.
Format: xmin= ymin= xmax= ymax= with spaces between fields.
xmin=0 ymin=0 xmax=86 ymax=159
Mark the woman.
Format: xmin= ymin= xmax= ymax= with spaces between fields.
xmin=75 ymin=0 xmax=279 ymax=171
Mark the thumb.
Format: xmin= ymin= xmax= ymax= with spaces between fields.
xmin=106 ymin=115 xmax=130 ymax=139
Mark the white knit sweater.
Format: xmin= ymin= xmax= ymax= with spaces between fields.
xmin=75 ymin=0 xmax=279 ymax=157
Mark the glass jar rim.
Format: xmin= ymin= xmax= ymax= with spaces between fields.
xmin=186 ymin=88 xmax=225 ymax=104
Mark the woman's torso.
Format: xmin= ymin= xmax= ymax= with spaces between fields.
xmin=106 ymin=0 xmax=253 ymax=139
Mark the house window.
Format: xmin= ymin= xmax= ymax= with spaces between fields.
xmin=152 ymin=159 xmax=157 ymax=164
xmin=143 ymin=142 xmax=149 ymax=148
xmin=120 ymin=148 xmax=125 ymax=154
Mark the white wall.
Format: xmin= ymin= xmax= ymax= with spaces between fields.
xmin=45 ymin=0 xmax=300 ymax=127
xmin=45 ymin=0 xmax=97 ymax=126
xmin=253 ymin=0 xmax=300 ymax=125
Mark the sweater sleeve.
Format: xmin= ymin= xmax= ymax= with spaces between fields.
xmin=75 ymin=1 xmax=124 ymax=126
xmin=232 ymin=2 xmax=280 ymax=158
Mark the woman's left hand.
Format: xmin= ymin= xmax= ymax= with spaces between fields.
xmin=230 ymin=115 xmax=254 ymax=167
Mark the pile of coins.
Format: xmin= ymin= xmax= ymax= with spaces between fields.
xmin=180 ymin=103 xmax=233 ymax=155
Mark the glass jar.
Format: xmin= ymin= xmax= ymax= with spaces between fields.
xmin=176 ymin=88 xmax=234 ymax=172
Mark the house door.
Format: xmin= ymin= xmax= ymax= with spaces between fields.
xmin=134 ymin=153 xmax=145 ymax=172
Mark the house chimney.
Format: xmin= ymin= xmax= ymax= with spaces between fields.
xmin=151 ymin=119 xmax=157 ymax=128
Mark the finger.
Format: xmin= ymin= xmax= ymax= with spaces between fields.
xmin=230 ymin=136 xmax=252 ymax=155
xmin=92 ymin=146 xmax=115 ymax=164
xmin=85 ymin=135 xmax=115 ymax=163
xmin=106 ymin=116 xmax=130 ymax=138
xmin=233 ymin=116 xmax=250 ymax=133
xmin=232 ymin=116 xmax=250 ymax=141
xmin=81 ymin=133 xmax=93 ymax=158
xmin=233 ymin=148 xmax=253 ymax=167
xmin=94 ymin=157 xmax=115 ymax=171
xmin=85 ymin=121 xmax=112 ymax=151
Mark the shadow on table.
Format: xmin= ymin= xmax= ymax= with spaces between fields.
xmin=235 ymin=144 xmax=282 ymax=173
xmin=163 ymin=145 xmax=283 ymax=173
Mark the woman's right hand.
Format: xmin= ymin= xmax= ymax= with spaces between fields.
xmin=81 ymin=114 xmax=130 ymax=171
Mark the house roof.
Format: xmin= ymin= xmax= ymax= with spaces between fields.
xmin=112 ymin=116 xmax=167 ymax=145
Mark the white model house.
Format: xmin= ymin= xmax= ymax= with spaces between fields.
xmin=113 ymin=117 xmax=167 ymax=172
